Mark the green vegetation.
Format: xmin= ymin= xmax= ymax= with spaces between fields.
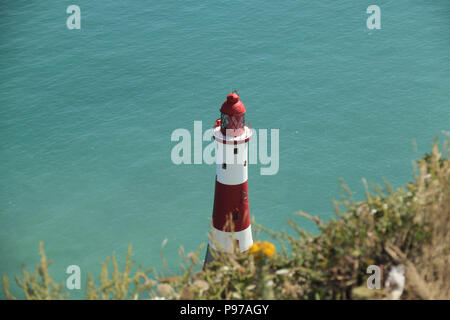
xmin=3 ymin=139 xmax=449 ymax=300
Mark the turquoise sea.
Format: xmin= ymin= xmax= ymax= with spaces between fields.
xmin=1 ymin=1 xmax=449 ymax=299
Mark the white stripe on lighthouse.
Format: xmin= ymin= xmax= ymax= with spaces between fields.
xmin=215 ymin=134 xmax=248 ymax=185
xmin=209 ymin=225 xmax=253 ymax=253
xmin=216 ymin=163 xmax=248 ymax=185
xmin=215 ymin=141 xmax=247 ymax=165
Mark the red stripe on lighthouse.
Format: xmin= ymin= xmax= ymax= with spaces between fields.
xmin=212 ymin=179 xmax=250 ymax=232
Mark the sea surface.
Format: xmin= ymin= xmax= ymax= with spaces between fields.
xmin=1 ymin=1 xmax=449 ymax=299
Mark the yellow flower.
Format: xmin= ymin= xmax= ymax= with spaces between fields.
xmin=248 ymin=241 xmax=276 ymax=259
xmin=260 ymin=241 xmax=276 ymax=258
xmin=248 ymin=242 xmax=261 ymax=255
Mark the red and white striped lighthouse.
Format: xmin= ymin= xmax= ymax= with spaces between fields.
xmin=204 ymin=92 xmax=253 ymax=265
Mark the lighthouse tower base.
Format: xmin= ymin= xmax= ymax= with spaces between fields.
xmin=203 ymin=245 xmax=215 ymax=266
xmin=203 ymin=225 xmax=253 ymax=267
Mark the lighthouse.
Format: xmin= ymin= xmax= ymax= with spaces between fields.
xmin=204 ymin=92 xmax=253 ymax=265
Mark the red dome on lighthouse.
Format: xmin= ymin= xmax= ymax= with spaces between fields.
xmin=220 ymin=93 xmax=246 ymax=115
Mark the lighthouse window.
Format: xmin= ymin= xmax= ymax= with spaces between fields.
xmin=220 ymin=113 xmax=229 ymax=131
xmin=244 ymin=160 xmax=247 ymax=167
xmin=234 ymin=148 xmax=238 ymax=154
xmin=222 ymin=163 xmax=227 ymax=170
xmin=221 ymin=113 xmax=245 ymax=131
